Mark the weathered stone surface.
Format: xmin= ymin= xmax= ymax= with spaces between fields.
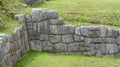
xmin=62 ymin=35 xmax=74 ymax=44
xmin=88 ymin=26 xmax=101 ymax=31
xmin=57 ymin=25 xmax=69 ymax=34
xmin=49 ymin=18 xmax=64 ymax=25
xmin=30 ymin=41 xmax=42 ymax=51
xmin=107 ymin=29 xmax=119 ymax=37
xmin=32 ymin=8 xmax=47 ymax=21
xmin=95 ymin=44 xmax=106 ymax=54
xmin=106 ymin=44 xmax=118 ymax=54
xmin=100 ymin=26 xmax=107 ymax=37
xmin=68 ymin=43 xmax=80 ymax=52
xmin=75 ymin=27 xmax=81 ymax=35
xmin=50 ymin=25 xmax=58 ymax=34
xmin=50 ymin=35 xmax=61 ymax=43
xmin=15 ymin=14 xmax=25 ymax=22
xmin=89 ymin=31 xmax=100 ymax=37
xmin=47 ymin=10 xmax=58 ymax=19
xmin=74 ymin=35 xmax=80 ymax=42
xmin=40 ymin=34 xmax=49 ymax=41
xmin=80 ymin=26 xmax=89 ymax=37
xmin=105 ymin=38 xmax=115 ymax=43
xmin=54 ymin=43 xmax=67 ymax=52
xmin=116 ymin=37 xmax=120 ymax=45
xmin=85 ymin=38 xmax=91 ymax=46
xmin=42 ymin=41 xmax=53 ymax=52
xmin=68 ymin=25 xmax=75 ymax=34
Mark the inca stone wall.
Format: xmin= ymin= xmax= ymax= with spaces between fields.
xmin=28 ymin=8 xmax=120 ymax=57
xmin=0 ymin=15 xmax=29 ymax=67
xmin=0 ymin=8 xmax=120 ymax=67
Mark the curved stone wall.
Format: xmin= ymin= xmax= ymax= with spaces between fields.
xmin=0 ymin=8 xmax=120 ymax=67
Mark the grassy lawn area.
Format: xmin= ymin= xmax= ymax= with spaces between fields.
xmin=13 ymin=51 xmax=120 ymax=67
xmin=1 ymin=0 xmax=120 ymax=34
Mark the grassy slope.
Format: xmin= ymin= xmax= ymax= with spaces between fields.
xmin=13 ymin=51 xmax=120 ymax=67
xmin=1 ymin=0 xmax=120 ymax=34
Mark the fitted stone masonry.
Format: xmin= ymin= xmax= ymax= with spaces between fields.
xmin=0 ymin=8 xmax=120 ymax=67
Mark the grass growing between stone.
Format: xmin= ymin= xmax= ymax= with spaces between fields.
xmin=13 ymin=51 xmax=120 ymax=67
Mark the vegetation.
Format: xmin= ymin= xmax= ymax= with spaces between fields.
xmin=13 ymin=51 xmax=120 ymax=67
xmin=1 ymin=0 xmax=120 ymax=34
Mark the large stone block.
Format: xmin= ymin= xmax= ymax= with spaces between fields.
xmin=85 ymin=38 xmax=92 ymax=46
xmin=80 ymin=26 xmax=89 ymax=37
xmin=40 ymin=34 xmax=49 ymax=41
xmin=68 ymin=43 xmax=80 ymax=52
xmin=49 ymin=18 xmax=64 ymax=25
xmin=105 ymin=38 xmax=115 ymax=44
xmin=116 ymin=37 xmax=120 ymax=45
xmin=47 ymin=10 xmax=58 ymax=19
xmin=95 ymin=44 xmax=106 ymax=54
xmin=68 ymin=25 xmax=75 ymax=34
xmin=32 ymin=8 xmax=47 ymax=21
xmin=62 ymin=35 xmax=74 ymax=44
xmin=88 ymin=26 xmax=101 ymax=31
xmin=38 ymin=21 xmax=50 ymax=33
xmin=50 ymin=35 xmax=61 ymax=43
xmin=54 ymin=43 xmax=67 ymax=52
xmin=57 ymin=25 xmax=69 ymax=34
xmin=75 ymin=27 xmax=81 ymax=35
xmin=100 ymin=26 xmax=107 ymax=37
xmin=42 ymin=41 xmax=53 ymax=52
xmin=50 ymin=25 xmax=58 ymax=34
xmin=107 ymin=29 xmax=119 ymax=37
xmin=30 ymin=41 xmax=42 ymax=51
xmin=106 ymin=44 xmax=118 ymax=54
xmin=74 ymin=35 xmax=80 ymax=42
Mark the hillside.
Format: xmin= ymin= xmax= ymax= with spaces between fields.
xmin=0 ymin=0 xmax=120 ymax=34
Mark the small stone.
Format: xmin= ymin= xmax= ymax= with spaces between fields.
xmin=30 ymin=41 xmax=42 ymax=51
xmin=68 ymin=25 xmax=75 ymax=34
xmin=116 ymin=37 xmax=120 ymax=45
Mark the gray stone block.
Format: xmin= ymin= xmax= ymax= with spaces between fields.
xmin=85 ymin=38 xmax=92 ymax=46
xmin=105 ymin=38 xmax=115 ymax=43
xmin=43 ymin=41 xmax=53 ymax=52
xmin=40 ymin=34 xmax=49 ymax=41
xmin=107 ymin=29 xmax=119 ymax=37
xmin=106 ymin=44 xmax=118 ymax=54
xmin=32 ymin=8 xmax=47 ymax=21
xmin=89 ymin=31 xmax=100 ymax=37
xmin=88 ymin=26 xmax=101 ymax=31
xmin=14 ymin=14 xmax=25 ymax=22
xmin=68 ymin=43 xmax=80 ymax=52
xmin=116 ymin=37 xmax=120 ymax=45
xmin=50 ymin=35 xmax=61 ymax=43
xmin=54 ymin=43 xmax=67 ymax=52
xmin=74 ymin=35 xmax=80 ymax=42
xmin=50 ymin=25 xmax=58 ymax=34
xmin=100 ymin=26 xmax=107 ymax=37
xmin=47 ymin=10 xmax=58 ymax=19
xmin=57 ymin=25 xmax=69 ymax=34
xmin=49 ymin=18 xmax=64 ymax=25
xmin=68 ymin=25 xmax=75 ymax=34
xmin=95 ymin=44 xmax=106 ymax=54
xmin=62 ymin=35 xmax=74 ymax=44
xmin=30 ymin=41 xmax=42 ymax=51
xmin=80 ymin=26 xmax=89 ymax=37
xmin=75 ymin=27 xmax=81 ymax=35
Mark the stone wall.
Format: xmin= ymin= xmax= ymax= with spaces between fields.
xmin=27 ymin=8 xmax=120 ymax=57
xmin=24 ymin=0 xmax=44 ymax=5
xmin=0 ymin=15 xmax=29 ymax=67
xmin=0 ymin=8 xmax=120 ymax=67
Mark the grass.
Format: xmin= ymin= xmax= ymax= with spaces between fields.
xmin=13 ymin=51 xmax=120 ymax=67
xmin=1 ymin=0 xmax=120 ymax=34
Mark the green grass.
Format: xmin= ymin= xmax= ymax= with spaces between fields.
xmin=13 ymin=51 xmax=120 ymax=67
xmin=1 ymin=0 xmax=120 ymax=34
